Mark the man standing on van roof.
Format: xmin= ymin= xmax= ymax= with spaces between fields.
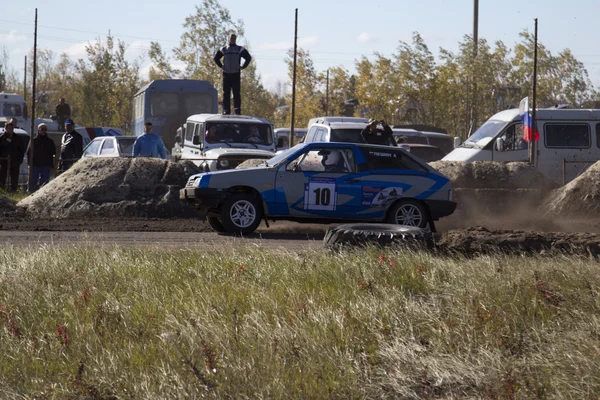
xmin=132 ymin=121 xmax=167 ymax=159
xmin=55 ymin=98 xmax=71 ymax=132
xmin=213 ymin=33 xmax=252 ymax=116
xmin=361 ymin=119 xmax=395 ymax=146
xmin=59 ymin=119 xmax=83 ymax=171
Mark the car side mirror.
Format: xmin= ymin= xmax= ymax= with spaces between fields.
xmin=495 ymin=137 xmax=505 ymax=152
xmin=453 ymin=136 xmax=462 ymax=148
xmin=193 ymin=135 xmax=200 ymax=145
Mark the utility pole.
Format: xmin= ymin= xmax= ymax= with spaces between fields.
xmin=325 ymin=69 xmax=329 ymax=116
xmin=530 ymin=18 xmax=539 ymax=166
xmin=29 ymin=8 xmax=38 ymax=184
xmin=471 ymin=0 xmax=479 ymax=132
xmin=23 ymin=56 xmax=27 ymax=101
xmin=290 ymin=8 xmax=298 ymax=147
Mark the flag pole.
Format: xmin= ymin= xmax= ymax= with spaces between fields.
xmin=290 ymin=8 xmax=298 ymax=147
xmin=529 ymin=18 xmax=538 ymax=166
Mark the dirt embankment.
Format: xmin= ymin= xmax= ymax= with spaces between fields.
xmin=437 ymin=226 xmax=600 ymax=257
xmin=17 ymin=158 xmax=203 ymax=219
xmin=541 ymin=161 xmax=600 ymax=218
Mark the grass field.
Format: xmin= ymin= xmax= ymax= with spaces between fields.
xmin=1 ymin=244 xmax=599 ymax=398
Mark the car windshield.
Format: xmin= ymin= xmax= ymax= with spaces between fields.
xmin=205 ymin=122 xmax=273 ymax=145
xmin=463 ymin=119 xmax=508 ymax=148
xmin=330 ymin=128 xmax=365 ymax=143
xmin=266 ymin=143 xmax=304 ymax=166
xmin=118 ymin=137 xmax=136 ymax=155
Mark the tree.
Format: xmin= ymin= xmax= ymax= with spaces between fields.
xmin=148 ymin=42 xmax=180 ymax=80
xmin=239 ymin=59 xmax=278 ymax=121
xmin=173 ymin=0 xmax=244 ymax=89
xmin=325 ymin=66 xmax=356 ymax=117
xmin=284 ymin=48 xmax=323 ymax=128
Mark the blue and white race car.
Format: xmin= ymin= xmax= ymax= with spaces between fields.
xmin=180 ymin=142 xmax=456 ymax=234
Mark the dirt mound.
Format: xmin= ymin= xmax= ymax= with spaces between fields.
xmin=236 ymin=159 xmax=268 ymax=169
xmin=0 ymin=195 xmax=16 ymax=213
xmin=542 ymin=161 xmax=600 ymax=218
xmin=18 ymin=158 xmax=203 ymax=219
xmin=430 ymin=161 xmax=557 ymax=190
xmin=437 ymin=226 xmax=600 ymax=257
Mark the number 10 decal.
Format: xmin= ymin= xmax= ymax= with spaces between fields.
xmin=304 ymin=178 xmax=337 ymax=211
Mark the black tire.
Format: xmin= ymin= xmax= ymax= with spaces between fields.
xmin=386 ymin=199 xmax=429 ymax=229
xmin=207 ymin=216 xmax=227 ymax=233
xmin=219 ymin=193 xmax=262 ymax=235
xmin=323 ymin=223 xmax=433 ymax=250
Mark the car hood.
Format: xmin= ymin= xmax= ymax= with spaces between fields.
xmin=203 ymin=147 xmax=275 ymax=158
xmin=442 ymin=147 xmax=488 ymax=162
xmin=187 ymin=165 xmax=275 ymax=188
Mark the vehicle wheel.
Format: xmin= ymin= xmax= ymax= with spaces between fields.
xmin=219 ymin=193 xmax=262 ymax=235
xmin=323 ymin=223 xmax=433 ymax=250
xmin=386 ymin=199 xmax=429 ymax=229
xmin=207 ymin=216 xmax=227 ymax=233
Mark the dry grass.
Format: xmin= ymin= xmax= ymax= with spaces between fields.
xmin=0 ymin=244 xmax=599 ymax=398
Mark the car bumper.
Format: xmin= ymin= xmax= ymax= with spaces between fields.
xmin=180 ymin=187 xmax=226 ymax=208
xmin=425 ymin=200 xmax=457 ymax=220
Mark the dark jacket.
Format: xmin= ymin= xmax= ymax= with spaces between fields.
xmin=55 ymin=103 xmax=71 ymax=120
xmin=361 ymin=124 xmax=395 ymax=146
xmin=28 ymin=134 xmax=56 ymax=167
xmin=0 ymin=132 xmax=26 ymax=165
xmin=60 ymin=130 xmax=83 ymax=162
xmin=214 ymin=44 xmax=252 ymax=74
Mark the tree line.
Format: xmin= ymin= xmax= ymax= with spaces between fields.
xmin=1 ymin=0 xmax=598 ymax=138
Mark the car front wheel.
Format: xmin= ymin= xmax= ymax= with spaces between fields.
xmin=220 ymin=193 xmax=262 ymax=234
xmin=207 ymin=216 xmax=227 ymax=233
xmin=387 ymin=199 xmax=429 ymax=229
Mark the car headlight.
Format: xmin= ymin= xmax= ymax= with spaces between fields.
xmin=219 ymin=159 xmax=230 ymax=168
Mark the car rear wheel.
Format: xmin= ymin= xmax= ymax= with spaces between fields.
xmin=220 ymin=193 xmax=262 ymax=234
xmin=387 ymin=199 xmax=429 ymax=229
xmin=207 ymin=216 xmax=227 ymax=233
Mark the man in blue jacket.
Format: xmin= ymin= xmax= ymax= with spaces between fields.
xmin=132 ymin=122 xmax=167 ymax=159
xmin=213 ymin=33 xmax=252 ymax=115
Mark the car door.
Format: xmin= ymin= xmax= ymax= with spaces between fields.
xmin=274 ymin=145 xmax=362 ymax=218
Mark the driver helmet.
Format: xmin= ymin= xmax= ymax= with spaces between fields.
xmin=321 ymin=150 xmax=341 ymax=166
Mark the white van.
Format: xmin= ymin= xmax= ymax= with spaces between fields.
xmin=0 ymin=92 xmax=30 ymax=133
xmin=180 ymin=114 xmax=276 ymax=171
xmin=443 ymin=108 xmax=600 ymax=184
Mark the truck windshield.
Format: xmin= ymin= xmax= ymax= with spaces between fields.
xmin=2 ymin=103 xmax=23 ymax=117
xmin=205 ymin=123 xmax=273 ymax=146
xmin=463 ymin=119 xmax=508 ymax=148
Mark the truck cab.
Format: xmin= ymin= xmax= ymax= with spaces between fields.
xmin=443 ymin=107 xmax=600 ymax=184
xmin=180 ymin=114 xmax=276 ymax=171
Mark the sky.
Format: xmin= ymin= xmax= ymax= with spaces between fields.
xmin=1 ymin=0 xmax=600 ymax=95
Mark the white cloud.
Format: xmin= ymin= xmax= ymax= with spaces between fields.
xmin=357 ymin=32 xmax=375 ymax=43
xmin=0 ymin=31 xmax=28 ymax=44
xmin=298 ymin=36 xmax=318 ymax=48
xmin=61 ymin=42 xmax=89 ymax=59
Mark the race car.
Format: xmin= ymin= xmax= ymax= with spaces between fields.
xmin=180 ymin=142 xmax=456 ymax=234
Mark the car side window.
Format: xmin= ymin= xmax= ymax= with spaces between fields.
xmin=358 ymin=147 xmax=427 ymax=172
xmin=499 ymin=123 xmax=527 ymax=151
xmin=286 ymin=148 xmax=354 ymax=173
xmin=83 ymin=139 xmax=102 ymax=157
xmin=100 ymin=139 xmax=116 ymax=155
xmin=185 ymin=122 xmax=195 ymax=141
xmin=306 ymin=126 xmax=318 ymax=142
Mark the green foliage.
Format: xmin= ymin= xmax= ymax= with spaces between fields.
xmin=1 ymin=245 xmax=600 ymax=398
xmin=285 ymin=48 xmax=324 ymax=128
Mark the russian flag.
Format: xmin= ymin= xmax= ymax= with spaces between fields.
xmin=519 ymin=97 xmax=539 ymax=142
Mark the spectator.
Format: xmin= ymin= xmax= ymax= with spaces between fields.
xmin=396 ymin=135 xmax=409 ymax=144
xmin=213 ymin=33 xmax=252 ymax=115
xmin=27 ymin=123 xmax=56 ymax=192
xmin=245 ymin=125 xmax=263 ymax=144
xmin=0 ymin=121 xmax=27 ymax=191
xmin=132 ymin=121 xmax=167 ymax=159
xmin=59 ymin=119 xmax=83 ymax=171
xmin=361 ymin=119 xmax=395 ymax=146
xmin=8 ymin=117 xmax=20 ymax=129
xmin=55 ymin=98 xmax=71 ymax=132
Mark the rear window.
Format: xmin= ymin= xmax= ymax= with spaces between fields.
xmin=545 ymin=123 xmax=590 ymax=148
xmin=150 ymin=92 xmax=179 ymax=117
xmin=427 ymin=136 xmax=454 ymax=154
xmin=408 ymin=147 xmax=445 ymax=163
xmin=118 ymin=138 xmax=136 ymax=155
xmin=330 ymin=129 xmax=366 ymax=143
xmin=359 ymin=147 xmax=427 ymax=172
